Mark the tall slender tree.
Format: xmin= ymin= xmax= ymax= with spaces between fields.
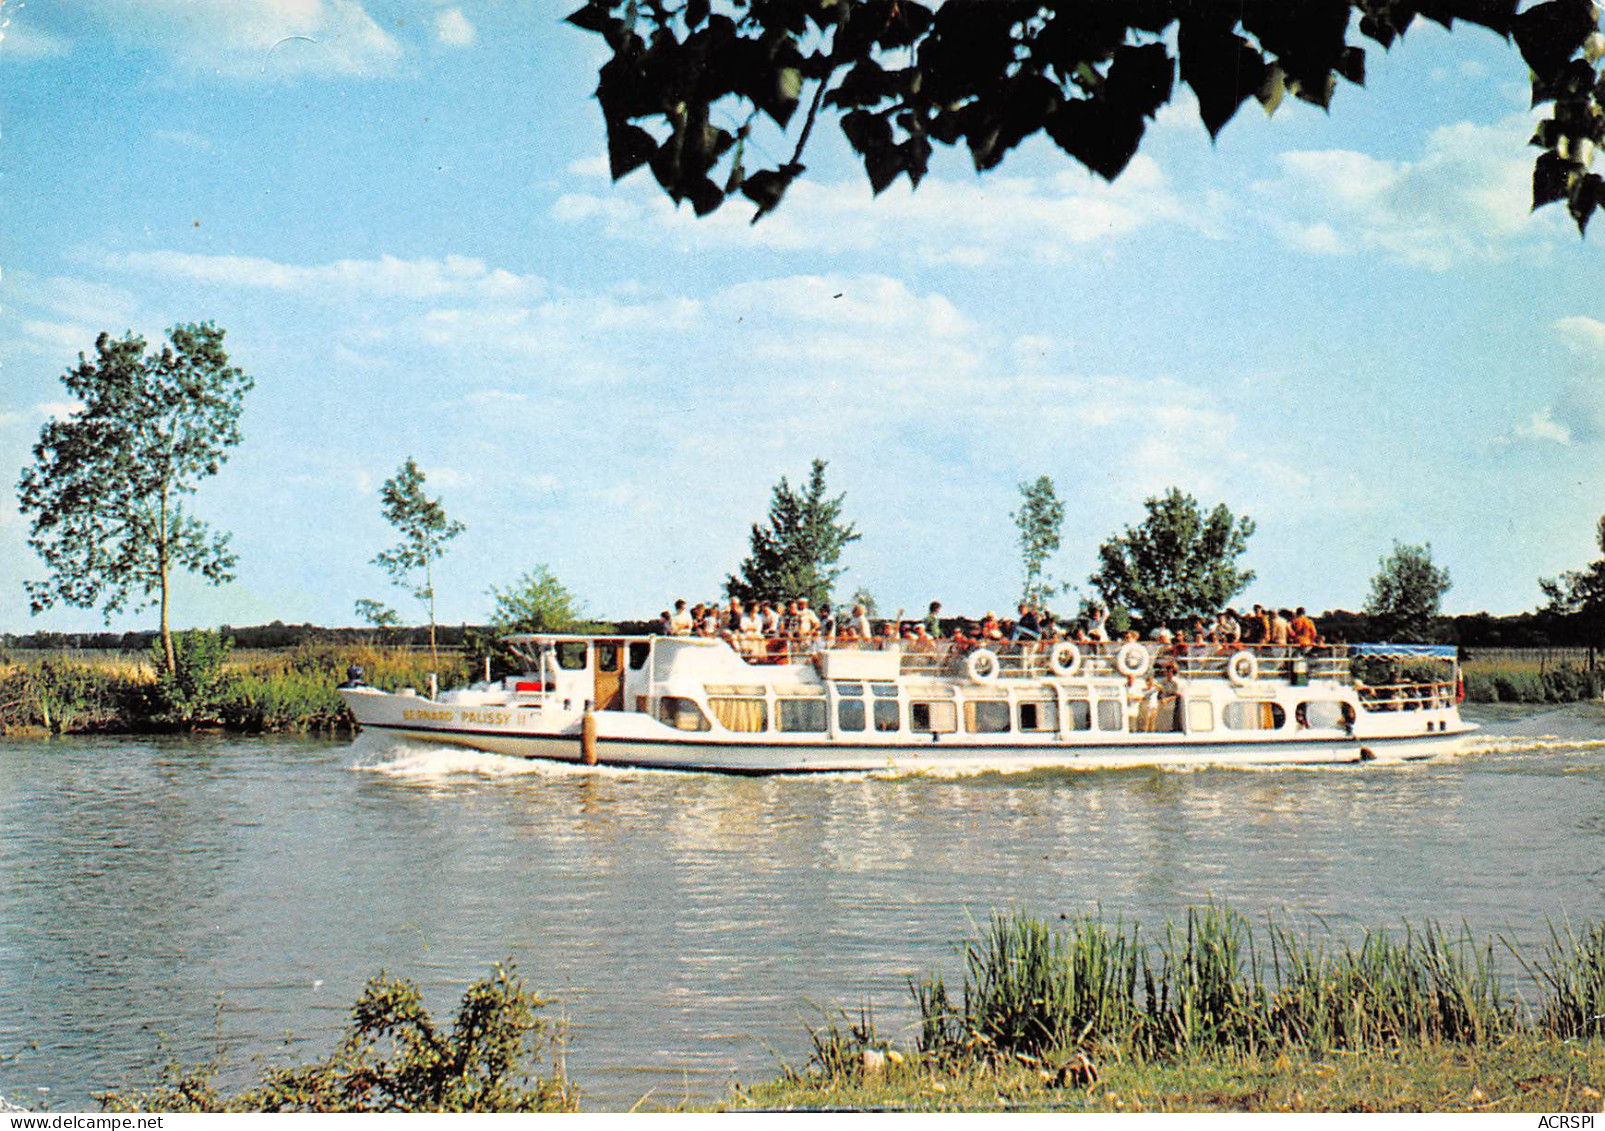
xmin=1013 ymin=475 xmax=1065 ymax=607
xmin=1540 ymin=514 xmax=1605 ymax=658
xmin=726 ymin=458 xmax=860 ymax=607
xmin=374 ymin=457 xmax=465 ymax=660
xmin=17 ymin=323 xmax=253 ymax=673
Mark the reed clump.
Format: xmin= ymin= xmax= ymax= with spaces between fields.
xmin=894 ymin=905 xmax=1588 ymax=1077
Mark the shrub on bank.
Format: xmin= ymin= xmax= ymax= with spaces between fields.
xmin=1461 ymin=664 xmax=1602 ymax=703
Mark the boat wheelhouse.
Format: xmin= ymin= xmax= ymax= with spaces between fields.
xmin=339 ymin=634 xmax=1474 ymax=774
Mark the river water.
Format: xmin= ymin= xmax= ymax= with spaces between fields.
xmin=1 ymin=703 xmax=1602 ymax=1110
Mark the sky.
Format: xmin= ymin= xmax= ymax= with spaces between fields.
xmin=1 ymin=1 xmax=1603 ymax=634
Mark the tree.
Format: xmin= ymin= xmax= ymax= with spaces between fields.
xmin=1014 ymin=475 xmax=1065 ymax=607
xmin=1539 ymin=513 xmax=1605 ymax=653
xmin=1365 ymin=541 xmax=1452 ymax=641
xmin=16 ymin=324 xmax=254 ymax=674
xmin=488 ymin=567 xmax=588 ymax=634
xmin=1089 ymin=488 xmax=1255 ymax=625
xmin=568 ymin=0 xmax=1605 ymax=233
xmin=354 ymin=598 xmax=401 ymax=631
xmin=374 ymin=458 xmax=465 ymax=660
xmin=726 ymin=458 xmax=860 ymax=606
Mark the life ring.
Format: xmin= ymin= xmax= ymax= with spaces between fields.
xmin=966 ymin=648 xmax=1000 ymax=682
xmin=1226 ymin=649 xmax=1259 ymax=685
xmin=1048 ymin=642 xmax=1081 ymax=678
xmin=1114 ymin=642 xmax=1151 ymax=678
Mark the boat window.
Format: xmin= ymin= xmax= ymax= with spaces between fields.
xmin=1223 ymin=701 xmax=1285 ymax=731
xmin=778 ymin=698 xmax=828 ymax=733
xmin=838 ymin=698 xmax=866 ymax=732
xmin=1096 ymin=700 xmax=1123 ymax=732
xmin=629 ymin=642 xmax=651 ymax=670
xmin=555 ymin=642 xmax=588 ymax=671
xmin=911 ymin=701 xmax=957 ymax=733
xmin=1066 ymin=700 xmax=1092 ymax=731
xmin=836 ymin=682 xmax=864 ymax=697
xmin=709 ymin=697 xmax=767 ymax=732
xmin=1297 ymin=700 xmax=1348 ymax=729
xmin=873 ymin=699 xmax=900 ymax=732
xmin=1188 ymin=701 xmax=1214 ymax=732
xmin=1018 ymin=699 xmax=1058 ymax=732
xmin=870 ymin=682 xmax=898 ymax=698
xmin=657 ymin=696 xmax=710 ymax=731
xmin=595 ymin=643 xmax=620 ymax=672
xmin=964 ymin=699 xmax=1011 ymax=734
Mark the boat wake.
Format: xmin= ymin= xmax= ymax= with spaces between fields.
xmin=1463 ymin=734 xmax=1605 ymax=756
xmin=349 ymin=733 xmax=686 ymax=780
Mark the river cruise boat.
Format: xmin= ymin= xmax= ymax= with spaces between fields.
xmin=339 ymin=634 xmax=1474 ymax=774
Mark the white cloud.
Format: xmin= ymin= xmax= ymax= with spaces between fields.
xmin=554 ymin=154 xmax=1195 ymax=264
xmin=0 ymin=13 xmax=71 ymax=59
xmin=109 ymin=250 xmax=546 ymax=302
xmin=35 ymin=400 xmax=85 ymax=420
xmin=1509 ymin=406 xmax=1573 ymax=446
xmin=1555 ymin=315 xmax=1605 ymax=358
xmin=434 ymin=7 xmax=474 ymax=48
xmin=77 ymin=0 xmax=401 ymax=77
xmin=1256 ymin=116 xmax=1561 ymax=270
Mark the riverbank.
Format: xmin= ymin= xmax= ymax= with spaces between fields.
xmin=71 ymin=905 xmax=1605 ymax=1113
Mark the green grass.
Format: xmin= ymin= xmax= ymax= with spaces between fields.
xmin=0 ymin=645 xmax=472 ymax=734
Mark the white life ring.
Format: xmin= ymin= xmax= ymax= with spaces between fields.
xmin=1114 ymin=642 xmax=1151 ymax=678
xmin=966 ymin=648 xmax=1000 ymax=682
xmin=1048 ymin=642 xmax=1081 ymax=678
xmin=1226 ymin=649 xmax=1259 ymax=686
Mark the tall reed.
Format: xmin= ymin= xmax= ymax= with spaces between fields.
xmin=1531 ymin=920 xmax=1605 ymax=1040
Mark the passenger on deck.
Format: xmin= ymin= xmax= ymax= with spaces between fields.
xmin=1270 ymin=608 xmax=1292 ymax=647
xmin=669 ymin=599 xmax=694 ymax=636
xmin=797 ymin=597 xmax=821 ymax=640
xmin=924 ymin=601 xmax=943 ymax=637
xmin=818 ymin=602 xmax=837 ymax=642
xmin=1290 ymin=606 xmax=1320 ymax=647
xmin=721 ymin=598 xmax=745 ymax=642
xmin=851 ymin=603 xmax=872 ymax=640
xmin=761 ymin=601 xmax=781 ymax=637
xmin=658 ymin=610 xmax=674 ymax=635
xmin=980 ymin=611 xmax=1003 ymax=641
xmin=1011 ymin=603 xmax=1041 ymax=642
xmin=1088 ymin=603 xmax=1110 ymax=642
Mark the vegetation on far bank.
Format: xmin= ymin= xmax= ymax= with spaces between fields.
xmin=79 ymin=905 xmax=1605 ymax=1114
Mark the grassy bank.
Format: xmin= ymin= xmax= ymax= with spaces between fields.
xmin=0 ymin=642 xmax=470 ymax=735
xmin=80 ymin=906 xmax=1605 ymax=1114
xmin=1460 ymin=660 xmax=1602 ymax=704
xmin=739 ymin=906 xmax=1605 ymax=1113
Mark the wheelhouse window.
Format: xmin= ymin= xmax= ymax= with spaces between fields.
xmin=1096 ymin=700 xmax=1123 ymax=732
xmin=778 ymin=698 xmax=828 ymax=733
xmin=870 ymin=682 xmax=898 ymax=699
xmin=1224 ymin=701 xmax=1286 ymax=731
xmin=911 ymin=701 xmax=957 ymax=733
xmin=629 ymin=642 xmax=651 ymax=670
xmin=964 ymin=699 xmax=1011 ymax=734
xmin=873 ymin=699 xmax=900 ymax=732
xmin=555 ymin=642 xmax=588 ymax=670
xmin=709 ymin=697 xmax=767 ymax=732
xmin=1018 ymin=699 xmax=1058 ymax=733
xmin=1066 ymin=700 xmax=1092 ymax=731
xmin=838 ymin=699 xmax=866 ymax=732
xmin=657 ymin=696 xmax=710 ymax=731
xmin=1297 ymin=700 xmax=1350 ymax=729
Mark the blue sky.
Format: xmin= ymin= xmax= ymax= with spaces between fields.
xmin=2 ymin=1 xmax=1602 ymax=633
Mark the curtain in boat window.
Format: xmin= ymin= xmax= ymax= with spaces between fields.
xmin=709 ymin=697 xmax=767 ymax=732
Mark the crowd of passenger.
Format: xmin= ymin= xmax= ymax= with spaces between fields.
xmin=654 ymin=596 xmax=1328 ymax=664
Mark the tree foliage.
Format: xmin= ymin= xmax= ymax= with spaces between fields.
xmin=374 ymin=457 xmax=465 ymax=658
xmin=1365 ymin=540 xmax=1452 ymax=641
xmin=1089 ymin=488 xmax=1255 ymax=624
xmin=1539 ymin=513 xmax=1605 ymax=646
xmin=16 ymin=324 xmax=253 ymax=674
xmin=1014 ymin=475 xmax=1065 ymax=607
xmin=569 ymin=0 xmax=1605 ymax=233
xmin=726 ymin=458 xmax=861 ymax=606
xmin=488 ymin=566 xmax=588 ymax=634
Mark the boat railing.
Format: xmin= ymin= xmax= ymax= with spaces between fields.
xmin=726 ymin=636 xmax=1356 ymax=684
xmin=1354 ymin=680 xmax=1458 ymax=710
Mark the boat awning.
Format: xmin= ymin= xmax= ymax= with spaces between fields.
xmin=1349 ymin=644 xmax=1458 ymax=660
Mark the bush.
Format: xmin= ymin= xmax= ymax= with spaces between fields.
xmin=100 ymin=964 xmax=576 ymax=1113
xmin=148 ymin=631 xmax=235 ymax=728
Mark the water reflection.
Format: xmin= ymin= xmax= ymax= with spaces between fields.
xmin=1 ymin=707 xmax=1603 ymax=1109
